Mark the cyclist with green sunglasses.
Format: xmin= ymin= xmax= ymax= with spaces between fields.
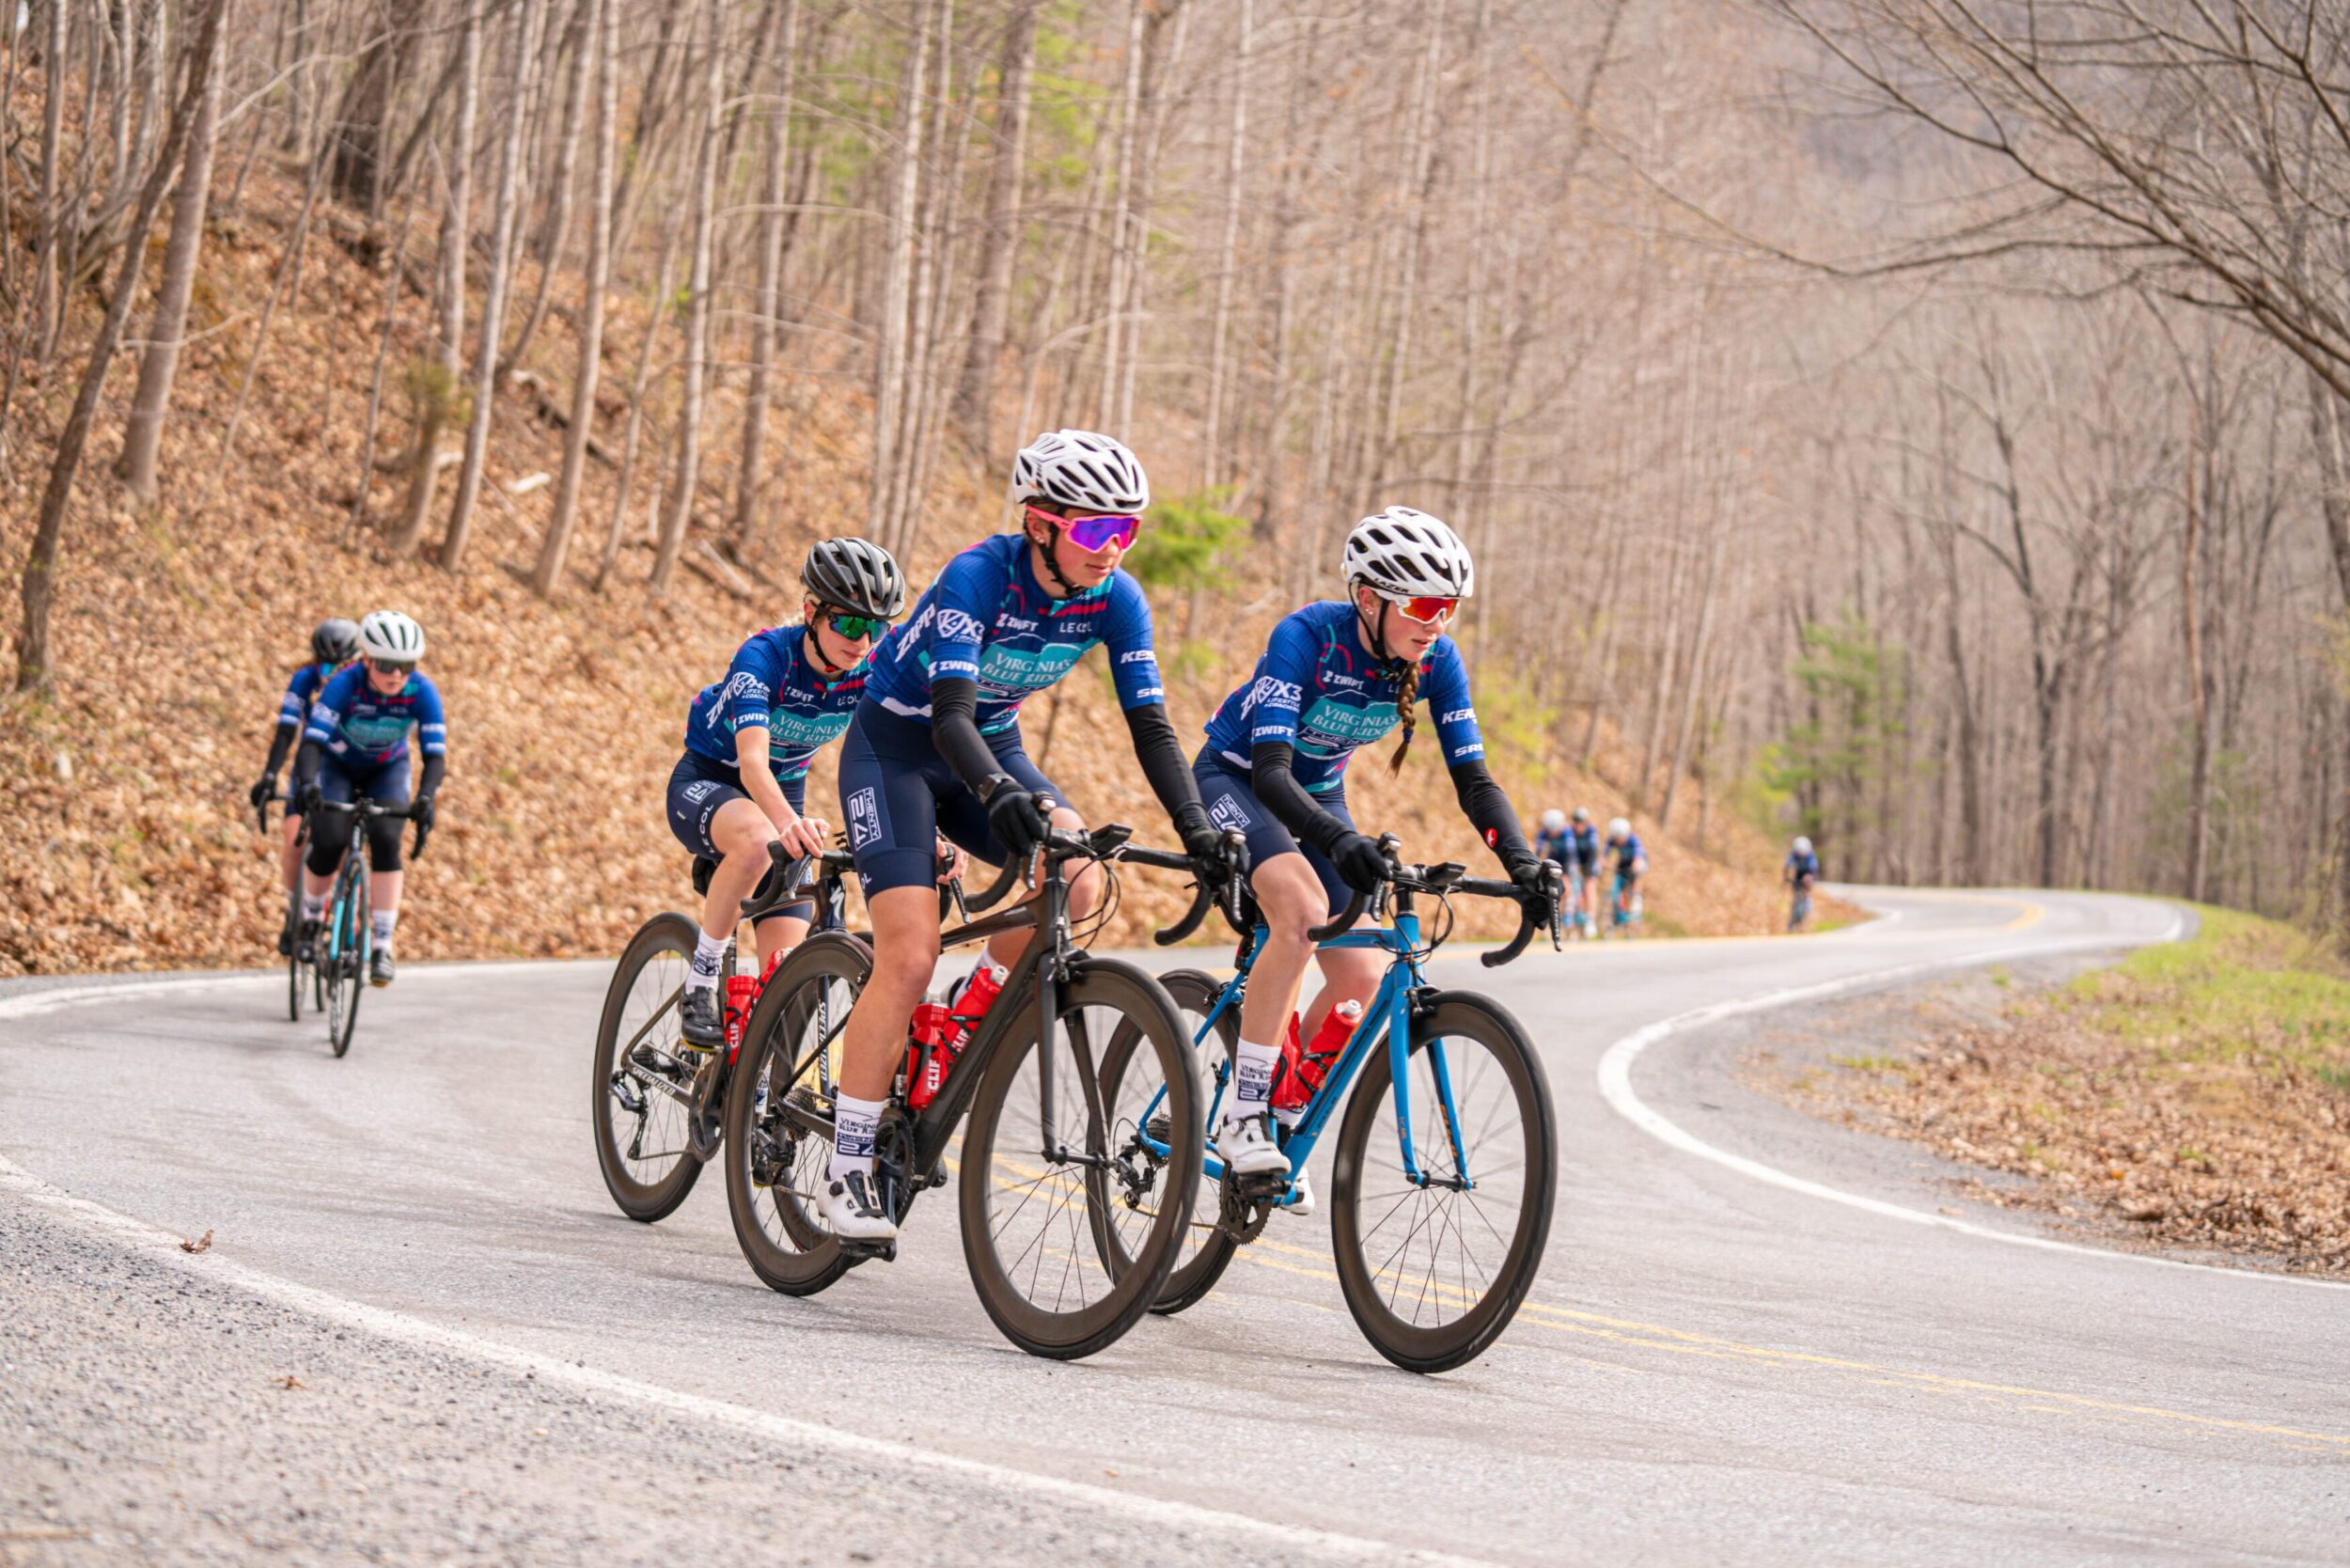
xmin=667 ymin=538 xmax=910 ymax=1049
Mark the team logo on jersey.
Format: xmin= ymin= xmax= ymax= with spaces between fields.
xmin=1245 ymin=676 xmax=1304 ymax=713
xmin=1208 ymin=793 xmax=1253 ymax=835
xmin=847 ymin=787 xmax=882 ymax=849
xmin=934 ymin=608 xmax=985 ymax=645
xmin=723 ymin=670 xmax=770 ymax=707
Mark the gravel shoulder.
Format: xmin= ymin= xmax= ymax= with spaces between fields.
xmin=0 ymin=1192 xmax=1436 ymax=1568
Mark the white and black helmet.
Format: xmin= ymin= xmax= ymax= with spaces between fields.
xmin=358 ymin=609 xmax=425 ymax=664
xmin=802 ymin=536 xmax=906 ymax=619
xmin=1541 ymin=808 xmax=1567 ymax=833
xmin=1341 ymin=507 xmax=1475 ymax=600
xmin=1011 ymin=429 xmax=1151 ymax=514
xmin=311 ymin=617 xmax=361 ymax=665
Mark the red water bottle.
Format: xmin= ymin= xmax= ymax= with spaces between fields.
xmin=724 ymin=969 xmax=760 ymax=1056
xmin=1273 ymin=1000 xmax=1362 ymax=1113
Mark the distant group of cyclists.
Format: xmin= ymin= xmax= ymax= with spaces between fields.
xmin=247 ymin=422 xmax=1830 ymax=1244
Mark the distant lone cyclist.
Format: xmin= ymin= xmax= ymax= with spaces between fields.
xmin=1784 ymin=835 xmax=1821 ymax=931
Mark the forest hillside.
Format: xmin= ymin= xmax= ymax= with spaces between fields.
xmin=0 ymin=147 xmax=1811 ymax=975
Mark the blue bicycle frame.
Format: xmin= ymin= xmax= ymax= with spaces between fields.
xmin=1137 ymin=908 xmax=1477 ymax=1203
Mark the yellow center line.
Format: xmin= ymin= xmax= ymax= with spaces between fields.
xmin=1227 ymin=1235 xmax=2349 ymax=1450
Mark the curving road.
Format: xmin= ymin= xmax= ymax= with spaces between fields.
xmin=4 ymin=888 xmax=2345 ymax=1566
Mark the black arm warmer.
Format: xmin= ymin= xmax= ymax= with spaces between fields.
xmin=293 ymin=738 xmax=323 ymax=792
xmin=1121 ymin=704 xmax=1210 ymax=838
xmin=1449 ymin=759 xmax=1534 ymax=870
xmin=415 ymin=752 xmax=446 ymax=801
xmin=1249 ymin=741 xmax=1356 ymax=858
xmin=930 ymin=677 xmax=1012 ymax=799
xmin=261 ymin=720 xmax=298 ymax=777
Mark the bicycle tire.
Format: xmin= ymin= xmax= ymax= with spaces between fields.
xmin=720 ymin=931 xmax=870 ymax=1295
xmin=589 ymin=912 xmax=706 ymax=1222
xmin=1328 ymin=992 xmax=1556 ymax=1374
xmin=285 ymin=882 xmax=303 ymax=1024
xmin=325 ymin=858 xmax=367 ymax=1058
xmin=960 ymin=957 xmax=1200 ymax=1360
xmin=1093 ymin=967 xmax=1240 ymax=1314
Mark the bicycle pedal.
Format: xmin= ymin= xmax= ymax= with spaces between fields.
xmin=837 ymin=1237 xmax=897 ymax=1263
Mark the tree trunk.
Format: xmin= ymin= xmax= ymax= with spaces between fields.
xmin=649 ymin=0 xmax=726 ymax=596
xmin=1199 ymin=0 xmax=1250 ymax=492
xmin=950 ymin=0 xmax=1037 ymax=450
xmin=32 ymin=0 xmax=68 ymax=362
xmin=116 ymin=26 xmax=223 ymax=503
xmin=330 ymin=0 xmax=422 ymax=212
xmin=730 ymin=0 xmax=800 ymax=561
xmin=505 ymin=0 xmax=596 ymax=380
xmin=444 ymin=0 xmax=547 ymax=573
xmin=389 ymin=0 xmax=483 ymax=558
xmin=16 ymin=0 xmax=227 ymax=691
xmin=866 ymin=0 xmax=932 ymax=549
xmin=2182 ymin=397 xmax=2211 ymax=902
xmin=535 ymin=0 xmax=617 ymax=597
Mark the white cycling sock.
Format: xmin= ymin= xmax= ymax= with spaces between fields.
xmin=685 ymin=930 xmax=728 ymax=993
xmin=829 ymin=1093 xmax=885 ymax=1182
xmin=302 ymin=893 xmax=324 ymax=921
xmin=1227 ymin=1038 xmax=1279 ymax=1128
xmin=371 ymin=909 xmax=398 ymax=947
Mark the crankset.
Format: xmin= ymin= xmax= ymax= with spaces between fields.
xmin=1215 ymin=1173 xmax=1278 ymax=1244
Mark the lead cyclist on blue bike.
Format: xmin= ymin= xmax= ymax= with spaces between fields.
xmin=1192 ymin=508 xmax=1551 ymax=1195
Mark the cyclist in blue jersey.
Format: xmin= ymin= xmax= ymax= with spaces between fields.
xmin=250 ymin=617 xmax=360 ymax=954
xmin=1784 ymin=835 xmax=1821 ymax=930
xmin=1605 ymin=815 xmax=1646 ymax=934
xmin=1567 ymin=806 xmax=1601 ymax=935
xmin=293 ymin=611 xmax=446 ymax=987
xmin=818 ymin=430 xmax=1232 ymax=1242
xmin=1536 ymin=808 xmax=1597 ymax=940
xmin=668 ymin=538 xmax=909 ymax=1049
xmin=1193 ymin=508 xmax=1552 ymax=1186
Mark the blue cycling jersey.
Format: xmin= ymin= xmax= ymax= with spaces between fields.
xmin=1570 ymin=823 xmax=1599 ymax=861
xmin=682 ymin=625 xmax=867 ymax=784
xmin=1786 ymin=851 xmax=1821 ymax=880
xmin=1535 ymin=827 xmax=1570 ymax=864
xmin=1610 ymin=834 xmax=1646 ymax=873
xmin=305 ymin=664 xmax=447 ymax=767
xmin=863 ymin=533 xmax=1163 ymax=734
xmin=1201 ymin=601 xmax=1483 ymax=794
xmin=275 ymin=660 xmax=343 ymax=730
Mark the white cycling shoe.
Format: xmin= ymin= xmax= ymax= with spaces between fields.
xmin=1218 ymin=1112 xmax=1292 ymax=1179
xmin=817 ymin=1169 xmax=898 ymax=1242
xmin=1280 ymin=1168 xmax=1315 ymax=1218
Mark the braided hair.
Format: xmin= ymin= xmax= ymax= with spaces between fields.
xmin=1388 ymin=657 xmax=1420 ymax=775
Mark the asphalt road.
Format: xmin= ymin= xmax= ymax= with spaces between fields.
xmin=4 ymin=887 xmax=2344 ymax=1567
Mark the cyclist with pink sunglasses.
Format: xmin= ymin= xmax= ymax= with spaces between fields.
xmin=1191 ymin=508 xmax=1551 ymax=1189
xmin=818 ymin=430 xmax=1231 ymax=1242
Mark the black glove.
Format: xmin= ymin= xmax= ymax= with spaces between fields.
xmin=985 ymin=782 xmax=1050 ymax=862
xmin=1328 ymin=832 xmax=1389 ymax=897
xmin=249 ymin=775 xmax=278 ymax=812
xmin=1182 ymin=822 xmax=1238 ymax=879
xmin=297 ymin=778 xmax=323 ymax=816
xmin=1510 ymin=855 xmax=1559 ymax=911
xmin=410 ymin=793 xmax=436 ymax=836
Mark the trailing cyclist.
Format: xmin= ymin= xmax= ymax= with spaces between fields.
xmin=1192 ymin=507 xmax=1551 ymax=1200
xmin=1605 ymin=816 xmax=1647 ymax=934
xmin=1784 ymin=835 xmax=1821 ymax=931
xmin=1536 ymin=808 xmax=1595 ymax=939
xmin=293 ymin=611 xmax=445 ymax=987
xmin=668 ymin=538 xmax=908 ymax=1050
xmin=250 ymin=617 xmax=360 ymax=955
xmin=820 ymin=429 xmax=1233 ymax=1243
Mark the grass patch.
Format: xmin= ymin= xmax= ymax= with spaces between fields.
xmin=2058 ymin=904 xmax=2350 ymax=1076
xmin=1829 ymin=1053 xmax=1905 ymax=1074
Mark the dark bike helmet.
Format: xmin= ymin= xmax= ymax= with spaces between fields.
xmin=312 ymin=617 xmax=362 ymax=665
xmin=801 ymin=537 xmax=907 ymax=619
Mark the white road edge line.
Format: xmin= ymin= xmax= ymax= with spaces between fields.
xmin=1595 ymin=901 xmax=2350 ymax=1294
xmin=0 ymin=980 xmax=1496 ymax=1567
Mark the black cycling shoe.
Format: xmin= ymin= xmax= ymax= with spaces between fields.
xmin=369 ymin=949 xmax=396 ymax=987
xmin=275 ymin=916 xmax=294 ymax=958
xmin=295 ymin=918 xmax=320 ymax=966
xmin=679 ymin=984 xmax=725 ymax=1051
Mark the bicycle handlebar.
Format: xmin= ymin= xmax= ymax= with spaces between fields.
xmin=1302 ymin=836 xmax=1560 ymax=966
xmin=744 ymin=840 xmax=856 ymax=920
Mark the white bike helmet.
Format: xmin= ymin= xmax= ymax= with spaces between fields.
xmin=1340 ymin=507 xmax=1475 ymax=599
xmin=1572 ymin=806 xmax=1592 ymax=824
xmin=1607 ymin=816 xmax=1631 ymax=841
xmin=358 ymin=609 xmax=425 ymax=664
xmin=1010 ymin=430 xmax=1150 ymax=514
xmin=1540 ymin=809 xmax=1567 ymax=834
xmin=1793 ymin=836 xmax=1812 ymax=855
